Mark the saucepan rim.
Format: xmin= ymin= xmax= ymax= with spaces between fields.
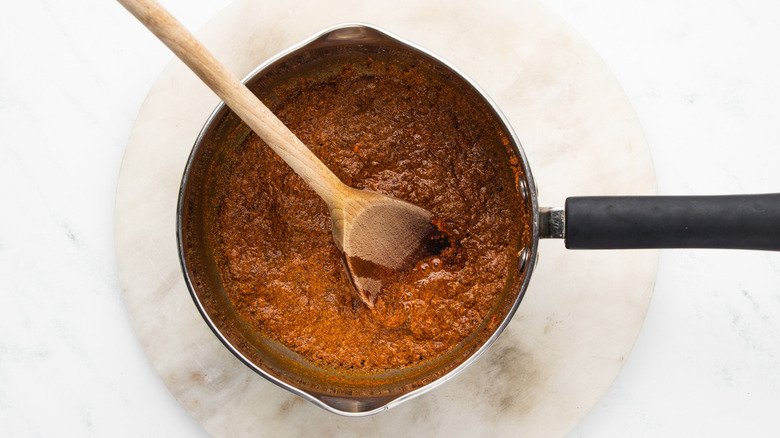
xmin=176 ymin=22 xmax=540 ymax=416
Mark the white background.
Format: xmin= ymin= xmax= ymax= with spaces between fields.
xmin=1 ymin=0 xmax=779 ymax=436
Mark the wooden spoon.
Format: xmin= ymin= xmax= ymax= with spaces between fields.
xmin=117 ymin=0 xmax=446 ymax=307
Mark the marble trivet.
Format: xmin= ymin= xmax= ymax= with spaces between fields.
xmin=115 ymin=0 xmax=658 ymax=436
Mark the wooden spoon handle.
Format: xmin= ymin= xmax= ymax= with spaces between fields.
xmin=117 ymin=0 xmax=347 ymax=208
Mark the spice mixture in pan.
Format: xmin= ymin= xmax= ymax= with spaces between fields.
xmin=209 ymin=60 xmax=527 ymax=373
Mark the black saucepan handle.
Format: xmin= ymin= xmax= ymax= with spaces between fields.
xmin=564 ymin=193 xmax=780 ymax=250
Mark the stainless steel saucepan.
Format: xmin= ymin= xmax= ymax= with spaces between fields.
xmin=177 ymin=23 xmax=780 ymax=416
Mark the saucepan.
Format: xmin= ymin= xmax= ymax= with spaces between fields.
xmin=177 ymin=23 xmax=780 ymax=416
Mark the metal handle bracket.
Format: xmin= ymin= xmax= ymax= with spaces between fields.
xmin=539 ymin=207 xmax=565 ymax=239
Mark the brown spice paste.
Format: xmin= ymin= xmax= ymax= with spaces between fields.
xmin=210 ymin=60 xmax=526 ymax=373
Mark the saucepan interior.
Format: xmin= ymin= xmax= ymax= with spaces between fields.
xmin=177 ymin=24 xmax=539 ymax=415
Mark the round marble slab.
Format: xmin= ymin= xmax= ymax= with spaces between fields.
xmin=114 ymin=0 xmax=658 ymax=436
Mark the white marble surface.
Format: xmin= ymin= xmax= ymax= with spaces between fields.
xmin=115 ymin=0 xmax=657 ymax=436
xmin=1 ymin=1 xmax=779 ymax=438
